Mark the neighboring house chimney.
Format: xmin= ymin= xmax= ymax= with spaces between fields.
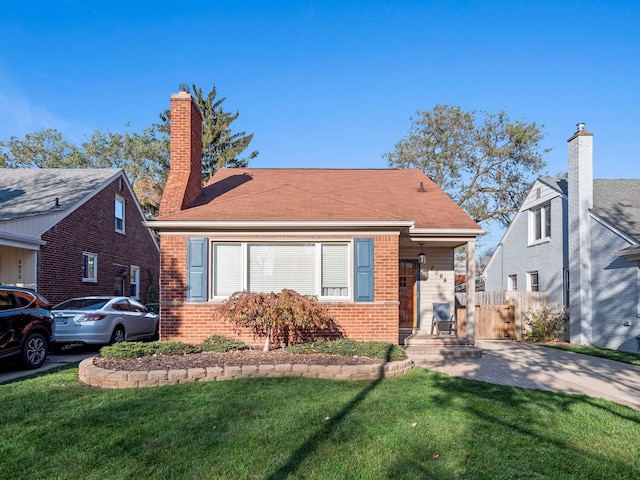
xmin=159 ymin=90 xmax=203 ymax=216
xmin=568 ymin=122 xmax=593 ymax=345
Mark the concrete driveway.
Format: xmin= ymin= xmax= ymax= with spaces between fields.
xmin=0 ymin=348 xmax=97 ymax=384
xmin=417 ymin=340 xmax=640 ymax=410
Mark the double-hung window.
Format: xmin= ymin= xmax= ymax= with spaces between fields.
xmin=530 ymin=203 xmax=551 ymax=243
xmin=210 ymin=242 xmax=350 ymax=299
xmin=129 ymin=266 xmax=140 ymax=299
xmin=115 ymin=196 xmax=125 ymax=233
xmin=527 ymin=271 xmax=539 ymax=292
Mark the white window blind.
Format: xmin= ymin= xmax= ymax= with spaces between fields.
xmin=322 ymin=244 xmax=348 ymax=296
xmin=214 ymin=243 xmax=242 ymax=296
xmin=249 ymin=244 xmax=316 ymax=295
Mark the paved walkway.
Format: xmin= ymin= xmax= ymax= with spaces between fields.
xmin=0 ymin=350 xmax=96 ymax=384
xmin=415 ymin=340 xmax=640 ymax=410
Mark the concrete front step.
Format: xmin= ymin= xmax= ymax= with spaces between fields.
xmin=403 ymin=333 xmax=483 ymax=362
xmin=405 ymin=345 xmax=483 ymax=362
xmin=404 ymin=334 xmax=473 ymax=347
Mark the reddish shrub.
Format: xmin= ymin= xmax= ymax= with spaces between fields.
xmin=216 ymin=289 xmax=340 ymax=351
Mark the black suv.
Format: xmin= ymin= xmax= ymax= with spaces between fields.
xmin=0 ymin=286 xmax=54 ymax=369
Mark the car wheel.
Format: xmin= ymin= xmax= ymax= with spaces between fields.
xmin=110 ymin=326 xmax=126 ymax=344
xmin=22 ymin=332 xmax=48 ymax=369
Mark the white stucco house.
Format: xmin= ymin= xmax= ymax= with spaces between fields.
xmin=484 ymin=124 xmax=640 ymax=353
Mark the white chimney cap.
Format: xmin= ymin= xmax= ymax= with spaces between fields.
xmin=576 ymin=122 xmax=586 ymax=131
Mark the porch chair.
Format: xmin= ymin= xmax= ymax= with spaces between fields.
xmin=430 ymin=303 xmax=457 ymax=336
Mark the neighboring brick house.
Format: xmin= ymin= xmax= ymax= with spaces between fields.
xmin=0 ymin=168 xmax=160 ymax=305
xmin=484 ymin=124 xmax=640 ymax=353
xmin=148 ymin=90 xmax=483 ymax=347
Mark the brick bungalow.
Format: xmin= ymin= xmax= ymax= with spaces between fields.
xmin=147 ymin=90 xmax=483 ymax=346
xmin=0 ymin=168 xmax=159 ymax=305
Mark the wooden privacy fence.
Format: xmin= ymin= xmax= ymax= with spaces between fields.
xmin=454 ymin=291 xmax=549 ymax=340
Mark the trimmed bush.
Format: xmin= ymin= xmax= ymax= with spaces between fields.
xmin=201 ymin=335 xmax=248 ymax=353
xmin=286 ymin=339 xmax=407 ymax=361
xmin=100 ymin=341 xmax=200 ymax=360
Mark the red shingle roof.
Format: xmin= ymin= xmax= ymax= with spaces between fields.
xmin=155 ymin=168 xmax=480 ymax=230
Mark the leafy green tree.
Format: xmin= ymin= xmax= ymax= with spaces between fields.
xmin=0 ymin=128 xmax=86 ymax=168
xmin=80 ymin=127 xmax=169 ymax=216
xmin=384 ymin=105 xmax=550 ymax=228
xmin=156 ymin=83 xmax=258 ymax=183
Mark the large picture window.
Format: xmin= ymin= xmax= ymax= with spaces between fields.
xmin=211 ymin=242 xmax=350 ymax=299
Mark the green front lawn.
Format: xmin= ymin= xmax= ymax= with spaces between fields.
xmin=2 ymin=365 xmax=639 ymax=479
xmin=543 ymin=343 xmax=640 ymax=367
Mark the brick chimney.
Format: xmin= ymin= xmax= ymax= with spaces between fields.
xmin=159 ymin=90 xmax=203 ymax=216
xmin=567 ymin=122 xmax=593 ymax=345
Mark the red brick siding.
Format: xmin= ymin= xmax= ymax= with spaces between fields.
xmin=38 ymin=176 xmax=160 ymax=305
xmin=158 ymin=234 xmax=400 ymax=346
xmin=159 ymin=93 xmax=203 ymax=216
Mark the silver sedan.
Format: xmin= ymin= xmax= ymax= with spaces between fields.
xmin=52 ymin=296 xmax=159 ymax=345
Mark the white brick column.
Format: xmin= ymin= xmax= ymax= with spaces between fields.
xmin=568 ymin=124 xmax=593 ymax=345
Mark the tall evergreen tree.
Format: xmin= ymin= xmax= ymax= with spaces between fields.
xmin=156 ymin=83 xmax=258 ymax=183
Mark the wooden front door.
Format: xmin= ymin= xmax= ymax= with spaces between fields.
xmin=399 ymin=261 xmax=417 ymax=329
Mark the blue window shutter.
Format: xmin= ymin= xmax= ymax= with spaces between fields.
xmin=354 ymin=238 xmax=374 ymax=302
xmin=187 ymin=238 xmax=207 ymax=302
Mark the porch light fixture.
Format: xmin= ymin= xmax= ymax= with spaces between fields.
xmin=418 ymin=243 xmax=427 ymax=265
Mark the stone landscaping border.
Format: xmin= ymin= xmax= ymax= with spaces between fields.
xmin=79 ymin=357 xmax=414 ymax=389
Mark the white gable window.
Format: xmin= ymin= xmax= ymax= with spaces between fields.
xmin=529 ymin=203 xmax=551 ymax=243
xmin=115 ymin=196 xmax=125 ymax=233
xmin=211 ymin=242 xmax=350 ymax=300
xmin=507 ymin=274 xmax=517 ymax=291
xmin=83 ymin=252 xmax=98 ymax=282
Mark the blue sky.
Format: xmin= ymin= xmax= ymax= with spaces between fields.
xmin=1 ymin=1 xmax=639 ymax=252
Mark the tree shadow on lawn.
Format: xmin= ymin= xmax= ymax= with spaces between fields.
xmin=6 ymin=351 xmax=638 ymax=479
xmin=389 ymin=368 xmax=640 ymax=479
xmin=264 ymin=344 xmax=397 ymax=479
xmin=264 ymin=373 xmax=385 ymax=479
xmin=266 ymin=366 xmax=640 ymax=479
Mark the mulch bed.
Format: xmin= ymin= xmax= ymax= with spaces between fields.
xmin=94 ymin=349 xmax=385 ymax=372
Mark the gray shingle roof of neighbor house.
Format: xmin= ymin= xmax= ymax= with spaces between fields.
xmin=539 ymin=177 xmax=568 ymax=195
xmin=0 ymin=168 xmax=122 ymax=222
xmin=538 ymin=176 xmax=640 ymax=242
xmin=593 ymin=179 xmax=640 ymax=241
